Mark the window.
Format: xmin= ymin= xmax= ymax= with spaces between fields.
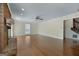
xmin=25 ymin=24 xmax=30 ymax=34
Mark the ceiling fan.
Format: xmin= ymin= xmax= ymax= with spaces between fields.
xmin=35 ymin=16 xmax=44 ymax=20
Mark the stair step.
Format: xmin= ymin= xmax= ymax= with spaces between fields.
xmin=71 ymin=27 xmax=79 ymax=34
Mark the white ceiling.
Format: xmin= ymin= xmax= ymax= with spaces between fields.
xmin=9 ymin=3 xmax=79 ymax=22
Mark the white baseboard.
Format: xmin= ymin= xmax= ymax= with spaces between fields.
xmin=38 ymin=33 xmax=63 ymax=40
xmin=14 ymin=33 xmax=63 ymax=40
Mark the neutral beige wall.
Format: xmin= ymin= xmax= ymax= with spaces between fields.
xmin=13 ymin=12 xmax=79 ymax=39
xmin=14 ymin=20 xmax=38 ymax=36
xmin=38 ymin=12 xmax=79 ymax=40
xmin=14 ymin=20 xmax=25 ymax=36
xmin=31 ymin=23 xmax=38 ymax=34
xmin=38 ymin=19 xmax=63 ymax=39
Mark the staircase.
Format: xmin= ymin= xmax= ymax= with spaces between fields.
xmin=71 ymin=18 xmax=79 ymax=34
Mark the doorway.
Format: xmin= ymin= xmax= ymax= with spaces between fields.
xmin=25 ymin=24 xmax=31 ymax=35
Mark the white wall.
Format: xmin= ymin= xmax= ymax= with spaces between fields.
xmin=14 ymin=20 xmax=25 ymax=36
xmin=38 ymin=12 xmax=79 ymax=40
xmin=38 ymin=19 xmax=63 ymax=39
xmin=13 ymin=12 xmax=79 ymax=39
xmin=14 ymin=20 xmax=38 ymax=36
xmin=31 ymin=23 xmax=38 ymax=34
xmin=65 ymin=19 xmax=79 ymax=40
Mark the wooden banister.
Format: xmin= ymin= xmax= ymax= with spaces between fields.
xmin=71 ymin=18 xmax=79 ymax=34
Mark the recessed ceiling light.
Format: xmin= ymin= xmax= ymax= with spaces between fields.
xmin=21 ymin=8 xmax=24 ymax=11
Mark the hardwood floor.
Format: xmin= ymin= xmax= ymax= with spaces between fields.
xmin=1 ymin=35 xmax=79 ymax=56
xmin=2 ymin=38 xmax=17 ymax=56
xmin=64 ymin=38 xmax=79 ymax=56
xmin=16 ymin=35 xmax=63 ymax=56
